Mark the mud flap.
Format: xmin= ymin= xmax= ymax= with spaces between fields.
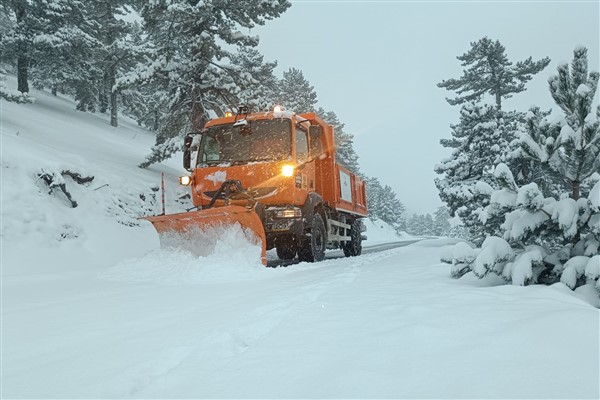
xmin=142 ymin=206 xmax=267 ymax=265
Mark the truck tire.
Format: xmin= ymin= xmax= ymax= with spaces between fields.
xmin=276 ymin=236 xmax=296 ymax=260
xmin=343 ymin=220 xmax=362 ymax=257
xmin=298 ymin=214 xmax=326 ymax=262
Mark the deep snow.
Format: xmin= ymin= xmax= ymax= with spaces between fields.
xmin=1 ymin=87 xmax=599 ymax=398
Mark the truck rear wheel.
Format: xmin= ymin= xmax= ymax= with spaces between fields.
xmin=276 ymin=236 xmax=297 ymax=260
xmin=298 ymin=214 xmax=326 ymax=263
xmin=343 ymin=220 xmax=362 ymax=257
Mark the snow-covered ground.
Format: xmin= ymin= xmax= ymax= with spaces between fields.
xmin=1 ymin=88 xmax=599 ymax=398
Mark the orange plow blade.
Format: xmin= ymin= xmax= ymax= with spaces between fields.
xmin=142 ymin=206 xmax=267 ymax=265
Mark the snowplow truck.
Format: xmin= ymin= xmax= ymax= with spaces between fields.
xmin=143 ymin=106 xmax=368 ymax=265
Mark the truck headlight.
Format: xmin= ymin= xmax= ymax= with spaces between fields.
xmin=179 ymin=176 xmax=192 ymax=185
xmin=274 ymin=208 xmax=302 ymax=218
xmin=281 ymin=165 xmax=294 ymax=177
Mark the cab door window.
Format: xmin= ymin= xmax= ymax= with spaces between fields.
xmin=295 ymin=127 xmax=309 ymax=162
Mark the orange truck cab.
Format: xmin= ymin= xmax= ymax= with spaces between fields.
xmin=181 ymin=105 xmax=368 ymax=262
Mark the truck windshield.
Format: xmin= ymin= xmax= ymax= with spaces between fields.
xmin=198 ymin=119 xmax=292 ymax=166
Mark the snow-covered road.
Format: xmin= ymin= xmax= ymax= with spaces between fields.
xmin=3 ymin=239 xmax=598 ymax=398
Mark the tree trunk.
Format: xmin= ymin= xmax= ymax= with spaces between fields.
xmin=110 ymin=92 xmax=118 ymax=127
xmin=495 ymin=92 xmax=502 ymax=111
xmin=15 ymin=1 xmax=29 ymax=93
xmin=99 ymin=71 xmax=108 ymax=114
xmin=153 ymin=110 xmax=159 ymax=131
xmin=109 ymin=66 xmax=118 ymax=127
xmin=571 ymin=180 xmax=581 ymax=245
xmin=190 ymin=85 xmax=207 ymax=131
xmin=17 ymin=53 xmax=29 ymax=93
xmin=572 ymin=180 xmax=580 ymax=201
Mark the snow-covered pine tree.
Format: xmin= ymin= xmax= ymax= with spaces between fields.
xmin=546 ymin=47 xmax=600 ymax=204
xmin=433 ymin=206 xmax=451 ymax=236
xmin=405 ymin=214 xmax=420 ymax=236
xmin=120 ymin=0 xmax=290 ymax=168
xmin=406 ymin=213 xmax=438 ymax=236
xmin=315 ymin=107 xmax=361 ymax=173
xmin=448 ymin=224 xmax=470 ymax=240
xmin=365 ymin=176 xmax=385 ymax=220
xmin=434 ymin=102 xmax=507 ymax=244
xmin=436 ymin=39 xmax=551 ymax=245
xmin=277 ymin=67 xmax=317 ymax=113
xmin=29 ymin=0 xmax=101 ymax=110
xmin=446 ymin=47 xmax=600 ymax=294
xmin=228 ymin=47 xmax=279 ymax=112
xmin=87 ymin=0 xmax=138 ymax=126
xmin=365 ymin=177 xmax=406 ymax=234
xmin=437 ymin=37 xmax=550 ymax=110
xmin=379 ymin=184 xmax=406 ymax=234
xmin=406 ymin=214 xmax=424 ymax=236
xmin=118 ymin=21 xmax=169 ymax=131
xmin=0 ymin=5 xmax=11 ymax=38
xmin=0 ymin=0 xmax=39 ymax=102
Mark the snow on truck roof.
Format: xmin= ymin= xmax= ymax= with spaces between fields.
xmin=204 ymin=110 xmax=309 ymax=128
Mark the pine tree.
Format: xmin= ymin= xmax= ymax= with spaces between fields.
xmin=118 ymin=20 xmax=168 ymax=131
xmin=406 ymin=213 xmax=436 ymax=236
xmin=365 ymin=177 xmax=406 ymax=234
xmin=278 ymin=67 xmax=317 ymax=113
xmin=365 ymin=177 xmax=385 ymax=221
xmin=1 ymin=0 xmax=39 ymax=100
xmin=380 ymin=184 xmax=406 ymax=233
xmin=433 ymin=206 xmax=451 ymax=236
xmin=545 ymin=47 xmax=600 ymax=202
xmin=434 ymin=102 xmax=508 ymax=244
xmin=88 ymin=0 xmax=137 ymax=126
xmin=30 ymin=0 xmax=101 ymax=109
xmin=405 ymin=214 xmax=420 ymax=236
xmin=121 ymin=0 xmax=290 ymax=168
xmin=229 ymin=47 xmax=279 ymax=112
xmin=436 ymin=38 xmax=551 ymax=245
xmin=448 ymin=224 xmax=470 ymax=240
xmin=437 ymin=37 xmax=550 ymax=110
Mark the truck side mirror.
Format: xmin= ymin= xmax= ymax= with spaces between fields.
xmin=183 ymin=133 xmax=199 ymax=171
xmin=309 ymin=125 xmax=322 ymax=158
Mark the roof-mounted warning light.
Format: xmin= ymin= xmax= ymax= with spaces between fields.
xmin=237 ymin=105 xmax=250 ymax=115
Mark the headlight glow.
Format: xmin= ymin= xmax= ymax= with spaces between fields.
xmin=275 ymin=208 xmax=302 ymax=218
xmin=179 ymin=176 xmax=192 ymax=186
xmin=281 ymin=165 xmax=295 ymax=177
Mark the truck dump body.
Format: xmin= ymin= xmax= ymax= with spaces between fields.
xmin=297 ymin=112 xmax=367 ymax=217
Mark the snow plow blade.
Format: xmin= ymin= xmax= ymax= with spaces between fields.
xmin=142 ymin=206 xmax=267 ymax=265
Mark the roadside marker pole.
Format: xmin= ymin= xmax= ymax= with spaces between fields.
xmin=161 ymin=172 xmax=166 ymax=215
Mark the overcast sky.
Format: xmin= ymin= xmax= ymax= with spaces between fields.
xmin=255 ymin=0 xmax=600 ymax=215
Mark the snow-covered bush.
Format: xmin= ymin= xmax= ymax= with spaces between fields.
xmin=1 ymin=73 xmax=34 ymax=103
xmin=473 ymin=236 xmax=514 ymax=278
xmin=450 ymin=242 xmax=477 ymax=278
xmin=447 ymin=165 xmax=599 ymax=288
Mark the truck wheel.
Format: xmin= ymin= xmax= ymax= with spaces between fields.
xmin=343 ymin=220 xmax=362 ymax=257
xmin=276 ymin=236 xmax=297 ymax=260
xmin=298 ymin=214 xmax=326 ymax=262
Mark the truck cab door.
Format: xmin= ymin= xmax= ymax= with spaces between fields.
xmin=293 ymin=124 xmax=316 ymax=204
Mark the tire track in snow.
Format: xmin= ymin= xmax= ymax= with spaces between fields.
xmin=128 ymin=249 xmax=401 ymax=397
